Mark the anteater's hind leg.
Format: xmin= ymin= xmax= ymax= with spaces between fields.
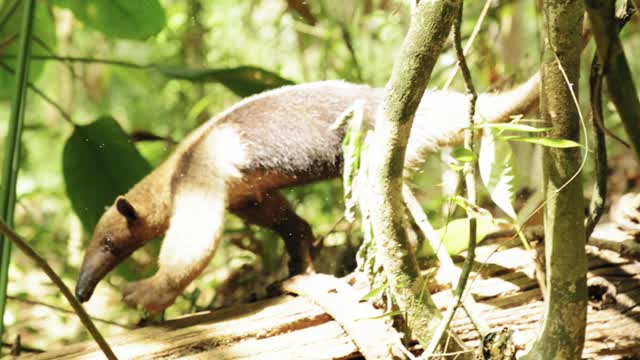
xmin=230 ymin=191 xmax=315 ymax=276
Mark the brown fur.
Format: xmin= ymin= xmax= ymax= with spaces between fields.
xmin=75 ymin=74 xmax=540 ymax=311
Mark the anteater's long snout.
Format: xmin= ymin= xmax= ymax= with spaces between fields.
xmin=75 ymin=248 xmax=120 ymax=303
xmin=75 ymin=271 xmax=97 ymax=303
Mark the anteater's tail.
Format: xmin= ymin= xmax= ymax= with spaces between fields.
xmin=476 ymin=71 xmax=541 ymax=124
xmin=404 ymin=72 xmax=541 ymax=170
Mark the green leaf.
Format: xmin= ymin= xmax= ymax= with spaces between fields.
xmin=453 ymin=195 xmax=469 ymax=211
xmin=364 ymin=310 xmax=403 ymax=321
xmin=63 ymin=117 xmax=152 ymax=232
xmin=499 ymin=135 xmax=582 ymax=148
xmin=479 ymin=130 xmax=517 ymax=219
xmin=51 ymin=0 xmax=166 ymax=40
xmin=480 ymin=123 xmax=551 ymax=133
xmin=432 ymin=217 xmax=501 ymax=255
xmin=156 ymin=65 xmax=295 ymax=97
xmin=0 ymin=0 xmax=57 ymax=99
xmin=450 ymin=147 xmax=475 ymax=163
xmin=359 ymin=281 xmax=388 ymax=301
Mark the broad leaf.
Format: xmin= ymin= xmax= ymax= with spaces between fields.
xmin=52 ymin=0 xmax=165 ymax=40
xmin=0 ymin=0 xmax=57 ymax=99
xmin=499 ymin=135 xmax=582 ymax=148
xmin=156 ymin=65 xmax=295 ymax=97
xmin=479 ymin=129 xmax=517 ymax=219
xmin=63 ymin=117 xmax=152 ymax=232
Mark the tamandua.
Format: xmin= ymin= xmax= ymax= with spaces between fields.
xmin=75 ymin=74 xmax=540 ymax=312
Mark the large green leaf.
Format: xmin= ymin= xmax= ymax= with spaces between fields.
xmin=52 ymin=0 xmax=165 ymax=40
xmin=418 ymin=217 xmax=500 ymax=257
xmin=63 ymin=117 xmax=152 ymax=232
xmin=156 ymin=66 xmax=295 ymax=97
xmin=0 ymin=0 xmax=57 ymax=99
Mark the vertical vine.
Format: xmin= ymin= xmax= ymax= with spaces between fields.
xmin=0 ymin=0 xmax=36 ymax=339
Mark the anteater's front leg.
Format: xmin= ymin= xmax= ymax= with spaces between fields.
xmin=231 ymin=191 xmax=315 ymax=275
xmin=123 ymin=179 xmax=227 ymax=313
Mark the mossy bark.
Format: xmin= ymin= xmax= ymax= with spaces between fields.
xmin=586 ymin=0 xmax=640 ymax=161
xmin=368 ymin=0 xmax=461 ymax=347
xmin=521 ymin=0 xmax=587 ymax=359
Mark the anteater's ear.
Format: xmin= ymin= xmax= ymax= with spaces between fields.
xmin=116 ymin=196 xmax=138 ymax=221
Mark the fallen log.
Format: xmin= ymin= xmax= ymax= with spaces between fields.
xmin=24 ymin=244 xmax=640 ymax=359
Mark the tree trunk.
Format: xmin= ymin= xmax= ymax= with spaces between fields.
xmin=367 ymin=0 xmax=461 ymax=348
xmin=521 ymin=0 xmax=587 ymax=358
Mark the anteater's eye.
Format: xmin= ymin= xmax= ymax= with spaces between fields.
xmin=102 ymin=236 xmax=115 ymax=254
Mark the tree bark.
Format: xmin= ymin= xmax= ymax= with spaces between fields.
xmin=521 ymin=0 xmax=587 ymax=358
xmin=368 ymin=0 xmax=461 ymax=348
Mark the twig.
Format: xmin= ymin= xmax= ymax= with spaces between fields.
xmin=423 ymin=1 xmax=478 ymax=356
xmin=339 ymin=25 xmax=363 ymax=82
xmin=1 ymin=341 xmax=43 ymax=354
xmin=7 ymin=295 xmax=132 ymax=329
xmin=0 ymin=34 xmax=16 ymax=53
xmin=3 ymin=54 xmax=149 ymax=69
xmin=442 ymin=0 xmax=491 ymax=91
xmin=402 ymin=185 xmax=489 ymax=337
xmin=0 ymin=61 xmax=74 ymax=125
xmin=31 ymin=36 xmax=78 ymax=80
xmin=0 ymin=220 xmax=118 ymax=360
xmin=585 ymin=56 xmax=607 ymax=238
xmin=0 ymin=0 xmax=19 ymax=33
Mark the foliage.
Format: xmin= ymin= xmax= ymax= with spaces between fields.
xmin=417 ymin=216 xmax=500 ymax=257
xmin=51 ymin=0 xmax=166 ymax=40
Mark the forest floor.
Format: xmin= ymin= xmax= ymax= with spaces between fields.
xmin=20 ymin=238 xmax=640 ymax=359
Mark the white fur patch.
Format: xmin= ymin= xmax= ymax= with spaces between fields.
xmin=158 ymin=180 xmax=226 ymax=284
xmin=203 ymin=125 xmax=247 ymax=179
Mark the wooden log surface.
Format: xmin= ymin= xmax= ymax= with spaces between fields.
xmin=23 ymin=244 xmax=640 ymax=359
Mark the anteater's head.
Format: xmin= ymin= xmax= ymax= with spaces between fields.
xmin=75 ymin=196 xmax=148 ymax=303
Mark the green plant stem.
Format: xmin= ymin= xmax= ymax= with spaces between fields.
xmin=402 ymin=184 xmax=489 ymax=338
xmin=0 ymin=220 xmax=117 ymax=359
xmin=367 ymin=0 xmax=461 ymax=350
xmin=423 ymin=2 xmax=478 ymax=356
xmin=0 ymin=0 xmax=36 ymax=341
